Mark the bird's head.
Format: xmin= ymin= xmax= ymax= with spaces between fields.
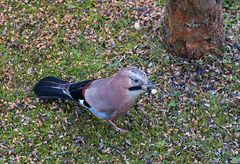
xmin=113 ymin=67 xmax=155 ymax=97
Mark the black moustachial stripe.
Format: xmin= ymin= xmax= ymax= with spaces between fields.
xmin=128 ymin=86 xmax=142 ymax=91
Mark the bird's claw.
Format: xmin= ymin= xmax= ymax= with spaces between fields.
xmin=117 ymin=128 xmax=129 ymax=133
xmin=107 ymin=120 xmax=129 ymax=133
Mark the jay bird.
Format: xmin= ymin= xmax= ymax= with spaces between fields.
xmin=34 ymin=67 xmax=155 ymax=133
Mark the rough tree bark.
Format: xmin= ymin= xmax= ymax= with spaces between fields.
xmin=162 ymin=0 xmax=225 ymax=59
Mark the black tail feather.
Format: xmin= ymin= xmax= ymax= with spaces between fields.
xmin=34 ymin=76 xmax=73 ymax=100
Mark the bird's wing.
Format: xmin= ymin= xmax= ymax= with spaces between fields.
xmin=67 ymin=79 xmax=112 ymax=120
xmin=79 ymin=99 xmax=112 ymax=120
xmin=67 ymin=79 xmax=94 ymax=103
xmin=84 ymin=78 xmax=124 ymax=119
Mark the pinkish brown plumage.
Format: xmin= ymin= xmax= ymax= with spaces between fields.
xmin=34 ymin=67 xmax=155 ymax=132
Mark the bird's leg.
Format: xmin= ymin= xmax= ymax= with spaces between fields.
xmin=107 ymin=120 xmax=128 ymax=133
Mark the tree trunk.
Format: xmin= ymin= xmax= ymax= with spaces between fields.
xmin=161 ymin=0 xmax=225 ymax=59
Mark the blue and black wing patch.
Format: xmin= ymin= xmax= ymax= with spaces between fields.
xmin=68 ymin=80 xmax=93 ymax=103
xmin=78 ymin=100 xmax=111 ymax=120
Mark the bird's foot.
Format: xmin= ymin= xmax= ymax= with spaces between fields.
xmin=116 ymin=128 xmax=129 ymax=134
xmin=107 ymin=120 xmax=129 ymax=133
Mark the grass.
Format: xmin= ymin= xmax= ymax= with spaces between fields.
xmin=0 ymin=0 xmax=239 ymax=163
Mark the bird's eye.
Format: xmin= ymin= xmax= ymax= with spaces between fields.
xmin=133 ymin=79 xmax=139 ymax=83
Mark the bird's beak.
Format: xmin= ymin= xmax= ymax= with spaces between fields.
xmin=142 ymin=82 xmax=155 ymax=92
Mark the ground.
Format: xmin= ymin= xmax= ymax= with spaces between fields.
xmin=0 ymin=0 xmax=239 ymax=163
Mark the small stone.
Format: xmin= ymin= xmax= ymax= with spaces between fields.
xmin=151 ymin=89 xmax=157 ymax=95
xmin=148 ymin=62 xmax=153 ymax=67
xmin=134 ymin=21 xmax=141 ymax=30
xmin=204 ymin=103 xmax=210 ymax=108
